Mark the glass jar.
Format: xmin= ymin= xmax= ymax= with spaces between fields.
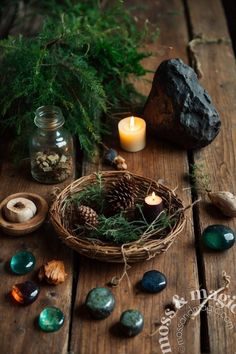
xmin=29 ymin=106 xmax=74 ymax=184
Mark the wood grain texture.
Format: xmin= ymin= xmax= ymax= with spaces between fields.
xmin=187 ymin=0 xmax=230 ymax=39
xmin=187 ymin=0 xmax=236 ymax=352
xmin=0 ymin=154 xmax=73 ymax=354
xmin=0 ymin=13 xmax=73 ymax=352
xmin=1 ymin=0 xmax=235 ymax=352
xmin=70 ymin=1 xmax=200 ymax=353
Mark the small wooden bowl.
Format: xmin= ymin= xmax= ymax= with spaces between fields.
xmin=0 ymin=193 xmax=48 ymax=236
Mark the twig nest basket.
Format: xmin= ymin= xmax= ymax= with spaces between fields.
xmin=50 ymin=171 xmax=186 ymax=263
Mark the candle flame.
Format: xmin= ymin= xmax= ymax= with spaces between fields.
xmin=152 ymin=192 xmax=156 ymax=200
xmin=129 ymin=116 xmax=135 ymax=130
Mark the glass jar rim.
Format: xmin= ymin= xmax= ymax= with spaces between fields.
xmin=34 ymin=105 xmax=65 ymax=130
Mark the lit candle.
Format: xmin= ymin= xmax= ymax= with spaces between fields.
xmin=144 ymin=192 xmax=164 ymax=223
xmin=118 ymin=116 xmax=146 ymax=152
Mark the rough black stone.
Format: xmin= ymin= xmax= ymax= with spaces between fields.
xmin=143 ymin=58 xmax=221 ymax=149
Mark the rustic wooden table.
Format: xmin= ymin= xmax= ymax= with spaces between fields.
xmin=0 ymin=1 xmax=235 ymax=353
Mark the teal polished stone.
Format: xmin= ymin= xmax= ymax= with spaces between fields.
xmin=38 ymin=307 xmax=65 ymax=332
xmin=85 ymin=287 xmax=115 ymax=319
xmin=119 ymin=309 xmax=144 ymax=337
xmin=10 ymin=251 xmax=35 ymax=275
xmin=202 ymin=224 xmax=235 ymax=251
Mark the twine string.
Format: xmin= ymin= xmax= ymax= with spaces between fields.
xmin=190 ymin=271 xmax=231 ymax=319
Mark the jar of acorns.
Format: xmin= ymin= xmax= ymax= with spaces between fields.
xmin=30 ymin=106 xmax=74 ymax=184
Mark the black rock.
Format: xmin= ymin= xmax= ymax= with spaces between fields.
xmin=143 ymin=59 xmax=221 ymax=149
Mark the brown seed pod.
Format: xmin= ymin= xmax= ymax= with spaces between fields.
xmin=208 ymin=191 xmax=236 ymax=217
xmin=38 ymin=260 xmax=67 ymax=285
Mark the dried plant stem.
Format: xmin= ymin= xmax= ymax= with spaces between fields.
xmin=190 ymin=271 xmax=231 ymax=320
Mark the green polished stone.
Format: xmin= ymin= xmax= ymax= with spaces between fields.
xmin=38 ymin=307 xmax=65 ymax=332
xmin=119 ymin=309 xmax=144 ymax=337
xmin=202 ymin=224 xmax=235 ymax=251
xmin=10 ymin=251 xmax=35 ymax=275
xmin=85 ymin=287 xmax=115 ymax=319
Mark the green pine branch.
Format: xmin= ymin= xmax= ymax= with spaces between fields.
xmin=0 ymin=0 xmax=157 ymax=158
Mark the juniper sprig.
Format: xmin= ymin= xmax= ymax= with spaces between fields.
xmin=0 ymin=0 xmax=156 ymax=158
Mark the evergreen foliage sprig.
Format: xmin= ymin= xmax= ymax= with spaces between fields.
xmin=86 ymin=208 xmax=176 ymax=244
xmin=70 ymin=173 xmax=105 ymax=213
xmin=90 ymin=213 xmax=147 ymax=244
xmin=189 ymin=163 xmax=211 ymax=193
xmin=0 ymin=0 xmax=155 ymax=157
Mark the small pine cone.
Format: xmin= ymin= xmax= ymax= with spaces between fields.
xmin=77 ymin=205 xmax=99 ymax=228
xmin=106 ymin=173 xmax=138 ymax=212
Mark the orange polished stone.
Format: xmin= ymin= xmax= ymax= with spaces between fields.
xmin=11 ymin=280 xmax=40 ymax=305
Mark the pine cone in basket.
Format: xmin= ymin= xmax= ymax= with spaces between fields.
xmin=106 ymin=173 xmax=138 ymax=212
xmin=77 ymin=205 xmax=99 ymax=228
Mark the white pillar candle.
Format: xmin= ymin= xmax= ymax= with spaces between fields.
xmin=118 ymin=116 xmax=146 ymax=152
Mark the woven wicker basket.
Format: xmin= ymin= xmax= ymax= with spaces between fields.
xmin=50 ymin=171 xmax=186 ymax=263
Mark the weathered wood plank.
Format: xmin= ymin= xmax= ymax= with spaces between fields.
xmin=70 ymin=1 xmax=200 ymax=353
xmin=0 ymin=152 xmax=73 ymax=354
xmin=187 ymin=0 xmax=229 ymax=39
xmin=187 ymin=0 xmax=236 ymax=352
xmin=0 ymin=5 xmax=74 ymax=351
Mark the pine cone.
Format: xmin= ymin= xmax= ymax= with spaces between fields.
xmin=77 ymin=205 xmax=99 ymax=228
xmin=106 ymin=173 xmax=138 ymax=212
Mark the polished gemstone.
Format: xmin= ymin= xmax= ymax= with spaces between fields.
xmin=85 ymin=287 xmax=115 ymax=319
xmin=11 ymin=280 xmax=40 ymax=305
xmin=38 ymin=307 xmax=64 ymax=332
xmin=104 ymin=148 xmax=118 ymax=164
xmin=202 ymin=224 xmax=235 ymax=251
xmin=119 ymin=309 xmax=144 ymax=337
xmin=141 ymin=270 xmax=167 ymax=293
xmin=10 ymin=251 xmax=35 ymax=275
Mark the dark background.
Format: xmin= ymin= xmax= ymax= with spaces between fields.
xmin=222 ymin=0 xmax=236 ymax=55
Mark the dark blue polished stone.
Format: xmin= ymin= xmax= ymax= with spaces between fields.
xmin=202 ymin=224 xmax=235 ymax=251
xmin=104 ymin=148 xmax=118 ymax=164
xmin=85 ymin=287 xmax=115 ymax=319
xmin=119 ymin=309 xmax=144 ymax=337
xmin=141 ymin=270 xmax=167 ymax=293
